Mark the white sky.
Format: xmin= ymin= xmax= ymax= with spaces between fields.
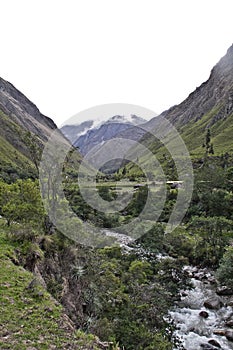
xmin=1 ymin=0 xmax=233 ymax=127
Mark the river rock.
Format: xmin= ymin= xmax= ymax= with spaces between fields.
xmin=204 ymin=297 xmax=223 ymax=310
xmin=213 ymin=329 xmax=226 ymax=336
xmin=194 ymin=270 xmax=207 ymax=280
xmin=208 ymin=339 xmax=221 ymax=348
xmin=199 ymin=310 xmax=209 ymax=318
xmin=225 ymin=319 xmax=233 ymax=328
xmin=208 ymin=276 xmax=217 ymax=284
xmin=225 ymin=330 xmax=233 ymax=341
xmin=216 ymin=286 xmax=233 ymax=296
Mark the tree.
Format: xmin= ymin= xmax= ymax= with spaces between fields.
xmin=206 ymin=128 xmax=211 ymax=149
xmin=209 ymin=143 xmax=214 ymax=155
xmin=0 ymin=179 xmax=44 ymax=227
xmin=188 ymin=216 xmax=233 ymax=266
xmin=136 ymin=224 xmax=165 ymax=253
xmin=23 ymin=131 xmax=42 ymax=173
xmin=203 ymin=128 xmax=214 ymax=155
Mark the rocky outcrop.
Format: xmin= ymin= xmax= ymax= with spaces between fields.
xmin=0 ymin=77 xmax=57 ymax=140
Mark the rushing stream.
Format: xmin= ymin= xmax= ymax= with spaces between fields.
xmin=169 ymin=267 xmax=233 ymax=350
xmin=101 ymin=230 xmax=233 ymax=350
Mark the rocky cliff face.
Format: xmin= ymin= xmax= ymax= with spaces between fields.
xmin=0 ymin=77 xmax=57 ymax=140
xmin=158 ymin=44 xmax=233 ymax=128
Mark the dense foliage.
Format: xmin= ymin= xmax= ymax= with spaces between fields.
xmin=0 ymin=153 xmax=233 ymax=349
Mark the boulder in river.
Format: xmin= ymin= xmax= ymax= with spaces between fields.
xmin=225 ymin=319 xmax=233 ymax=328
xmin=213 ymin=329 xmax=226 ymax=336
xmin=208 ymin=339 xmax=222 ymax=348
xmin=225 ymin=330 xmax=233 ymax=341
xmin=199 ymin=310 xmax=209 ymax=318
xmin=226 ymin=297 xmax=233 ymax=307
xmin=204 ymin=297 xmax=223 ymax=310
xmin=216 ymin=286 xmax=233 ymax=296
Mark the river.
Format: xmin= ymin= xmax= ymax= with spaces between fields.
xmin=169 ymin=267 xmax=233 ymax=350
xmin=101 ymin=229 xmax=233 ymax=350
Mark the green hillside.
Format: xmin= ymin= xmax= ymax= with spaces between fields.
xmin=0 ymin=111 xmax=37 ymax=181
xmin=179 ymin=108 xmax=233 ymax=157
xmin=0 ymin=220 xmax=110 ymax=350
xmin=122 ymin=46 xmax=233 ymax=176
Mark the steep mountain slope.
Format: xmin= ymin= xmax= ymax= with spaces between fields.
xmin=143 ymin=44 xmax=233 ymax=156
xmin=61 ymin=115 xmax=146 ymax=155
xmin=0 ymin=77 xmax=56 ymax=139
xmin=0 ymin=77 xmax=58 ymax=180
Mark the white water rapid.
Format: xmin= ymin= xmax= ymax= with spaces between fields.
xmin=169 ymin=268 xmax=233 ymax=350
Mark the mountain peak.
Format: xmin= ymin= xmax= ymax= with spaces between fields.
xmin=210 ymin=43 xmax=233 ymax=78
xmin=61 ymin=114 xmax=146 ymax=155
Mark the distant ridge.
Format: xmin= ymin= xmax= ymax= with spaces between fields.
xmin=61 ymin=114 xmax=146 ymax=155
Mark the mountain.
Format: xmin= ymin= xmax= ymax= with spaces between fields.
xmin=0 ymin=77 xmax=56 ymax=139
xmin=64 ymin=44 xmax=233 ymax=165
xmin=61 ymin=114 xmax=146 ymax=155
xmin=0 ymin=79 xmax=118 ymax=349
xmin=0 ymin=77 xmax=58 ymax=180
xmin=142 ymin=44 xmax=233 ymax=157
xmin=61 ymin=120 xmax=94 ymax=144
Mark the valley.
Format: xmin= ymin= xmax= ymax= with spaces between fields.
xmin=0 ymin=45 xmax=233 ymax=350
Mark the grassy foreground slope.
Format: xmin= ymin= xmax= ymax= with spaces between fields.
xmin=0 ymin=221 xmax=110 ymax=350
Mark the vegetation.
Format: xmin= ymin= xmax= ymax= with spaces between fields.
xmin=216 ymin=246 xmax=233 ymax=288
xmin=0 ymin=111 xmax=37 ymax=181
xmin=2 ymin=46 xmax=233 ymax=348
xmin=0 ymin=220 xmax=111 ymax=350
xmin=1 ymin=146 xmax=233 ymax=348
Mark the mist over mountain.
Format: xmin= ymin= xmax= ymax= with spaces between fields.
xmin=61 ymin=114 xmax=146 ymax=155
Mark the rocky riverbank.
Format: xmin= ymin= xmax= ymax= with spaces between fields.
xmin=169 ymin=266 xmax=233 ymax=350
